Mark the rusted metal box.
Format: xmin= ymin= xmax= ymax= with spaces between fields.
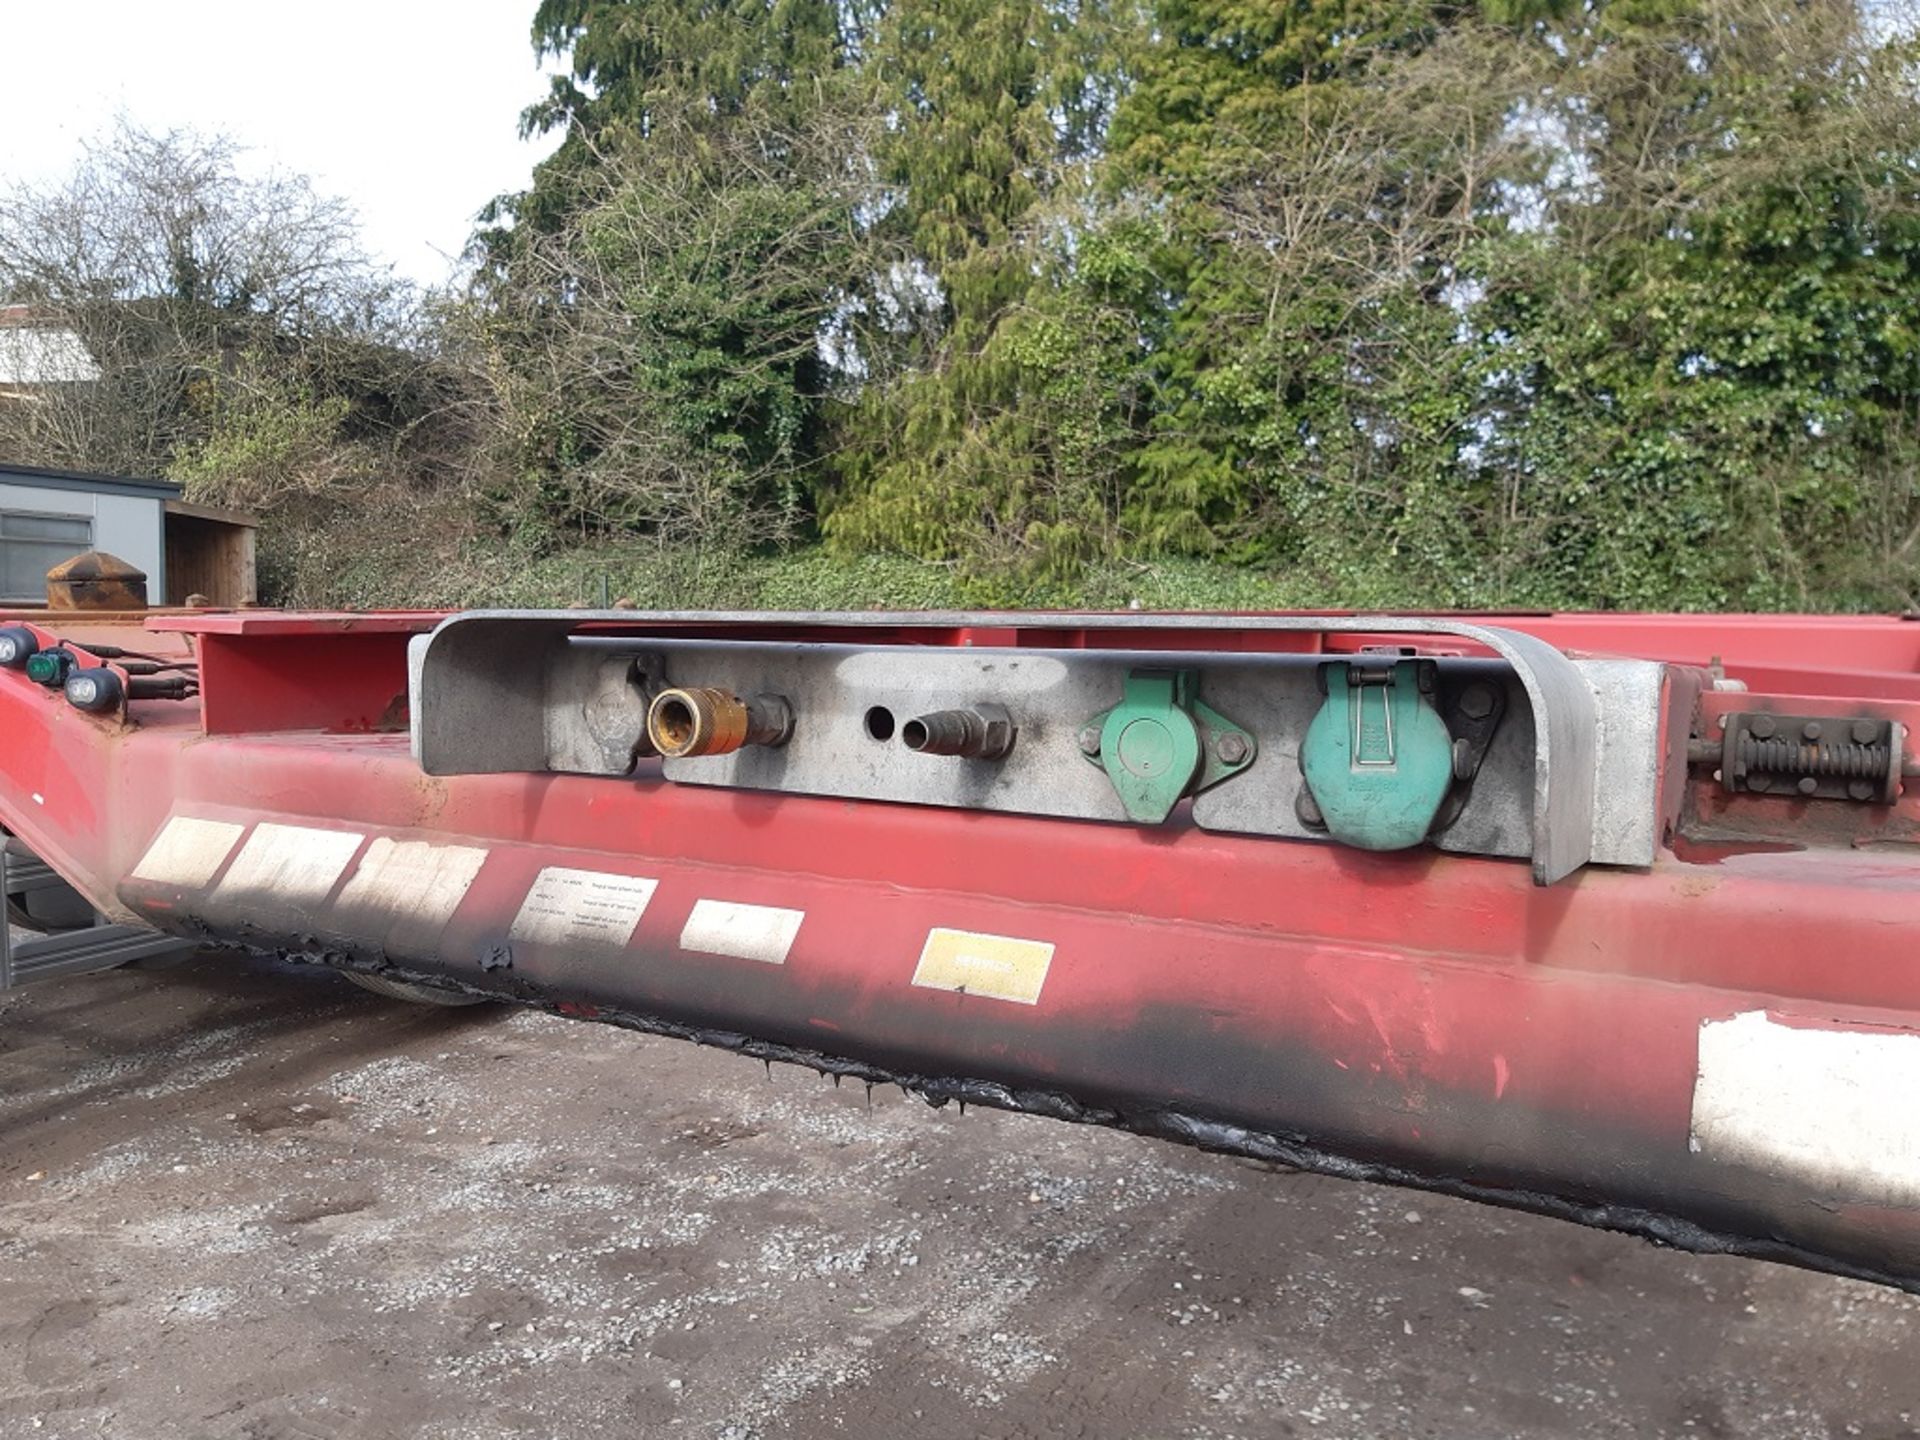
xmin=44 ymin=551 xmax=148 ymax=611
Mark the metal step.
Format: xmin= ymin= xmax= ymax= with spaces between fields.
xmin=3 ymin=836 xmax=66 ymax=898
xmin=1 ymin=843 xmax=195 ymax=990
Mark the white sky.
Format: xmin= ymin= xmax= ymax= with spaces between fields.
xmin=0 ymin=0 xmax=567 ymax=288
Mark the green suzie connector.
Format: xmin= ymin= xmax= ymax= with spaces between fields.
xmin=1083 ymin=669 xmax=1256 ymax=824
xmin=1299 ymin=659 xmax=1455 ymax=851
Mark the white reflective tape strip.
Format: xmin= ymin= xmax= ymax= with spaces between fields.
xmin=509 ymin=867 xmax=657 ymax=950
xmin=1692 ymin=1009 xmax=1920 ymax=1207
xmin=680 ymin=900 xmax=804 ymax=965
xmin=911 ymin=928 xmax=1054 ymax=1006
xmin=130 ymin=816 xmax=245 ymax=889
xmin=211 ymin=823 xmax=363 ymax=909
xmin=333 ymin=837 xmax=489 ymax=954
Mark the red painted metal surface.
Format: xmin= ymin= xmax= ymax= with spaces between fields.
xmin=4 ymin=605 xmax=1920 ymax=1287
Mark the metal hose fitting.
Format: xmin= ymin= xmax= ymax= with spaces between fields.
xmin=900 ymin=705 xmax=1015 ymax=760
xmin=647 ymin=687 xmax=793 ymax=758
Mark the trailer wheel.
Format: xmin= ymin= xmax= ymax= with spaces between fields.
xmin=341 ymin=971 xmax=489 ymax=1007
xmin=6 ymin=882 xmax=96 ymax=933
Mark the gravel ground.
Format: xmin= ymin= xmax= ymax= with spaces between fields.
xmin=2 ymin=951 xmax=1918 ymax=1440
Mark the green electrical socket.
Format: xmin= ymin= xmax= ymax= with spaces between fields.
xmin=1299 ymin=659 xmax=1454 ymax=851
xmin=1083 ymin=669 xmax=1256 ymax=823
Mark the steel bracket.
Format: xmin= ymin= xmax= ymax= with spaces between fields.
xmin=414 ymin=610 xmax=1621 ymax=884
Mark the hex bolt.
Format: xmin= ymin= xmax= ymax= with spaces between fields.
xmin=1802 ymin=720 xmax=1824 ymax=742
xmin=1458 ymin=683 xmax=1495 ymax=722
xmin=1215 ymin=733 xmax=1250 ymax=765
xmin=1853 ymin=719 xmax=1879 ymax=745
xmin=1749 ymin=714 xmax=1776 ymax=738
xmin=1078 ymin=724 xmax=1103 ymax=756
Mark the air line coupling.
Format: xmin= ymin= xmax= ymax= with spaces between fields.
xmin=901 ymin=705 xmax=1015 ymax=760
xmin=647 ymin=686 xmax=793 ymax=758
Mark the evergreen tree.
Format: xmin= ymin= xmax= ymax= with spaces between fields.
xmin=823 ymin=0 xmax=1142 ymax=590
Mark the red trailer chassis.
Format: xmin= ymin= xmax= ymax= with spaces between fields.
xmin=3 ymin=606 xmax=1919 ymax=1288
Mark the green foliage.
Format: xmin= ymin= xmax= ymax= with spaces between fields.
xmin=825 ymin=245 xmax=1160 ymax=597
xmin=525 ymin=0 xmax=858 ymax=136
xmin=821 ymin=0 xmax=1148 ymax=593
xmin=1459 ymin=0 xmax=1920 ymax=608
xmin=467 ymin=90 xmax=883 ymax=546
xmin=166 ymin=359 xmax=362 ymax=508
xmin=1108 ymin=0 xmax=1445 ymax=188
xmin=220 ymin=0 xmax=1920 ymax=614
xmin=267 ymin=518 xmax=1340 ymax=612
xmin=500 ymin=0 xmax=864 ymax=245
xmin=1086 ymin=0 xmax=1920 ymax=609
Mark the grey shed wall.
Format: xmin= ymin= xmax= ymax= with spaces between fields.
xmin=0 ymin=472 xmax=171 ymax=602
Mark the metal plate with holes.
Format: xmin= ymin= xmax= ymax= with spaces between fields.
xmin=413 ymin=611 xmax=1663 ymax=883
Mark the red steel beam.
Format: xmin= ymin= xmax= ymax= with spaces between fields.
xmin=4 ymin=607 xmax=1920 ymax=1289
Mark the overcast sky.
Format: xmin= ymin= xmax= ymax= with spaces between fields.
xmin=0 ymin=1 xmax=566 ymax=287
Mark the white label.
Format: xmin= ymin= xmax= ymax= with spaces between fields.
xmin=333 ymin=837 xmax=489 ymax=954
xmin=509 ymin=867 xmax=657 ymax=950
xmin=680 ymin=899 xmax=804 ymax=965
xmin=211 ymin=823 xmax=363 ymax=909
xmin=130 ymin=816 xmax=245 ymax=889
xmin=1692 ymin=1009 xmax=1920 ymax=1207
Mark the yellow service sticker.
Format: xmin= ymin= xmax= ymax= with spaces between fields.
xmin=910 ymin=928 xmax=1055 ymax=1006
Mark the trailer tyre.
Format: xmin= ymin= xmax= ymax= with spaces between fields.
xmin=6 ymin=885 xmax=95 ymax=933
xmin=341 ymin=971 xmax=490 ymax=1007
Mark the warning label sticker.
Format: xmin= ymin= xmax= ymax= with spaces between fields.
xmin=509 ymin=867 xmax=657 ymax=950
xmin=910 ymin=927 xmax=1054 ymax=1006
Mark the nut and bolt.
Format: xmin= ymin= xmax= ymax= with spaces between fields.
xmin=1078 ymin=724 xmax=1103 ymax=756
xmin=1457 ymin=683 xmax=1496 ymax=722
xmin=1215 ymin=733 xmax=1251 ymax=765
xmin=1852 ymin=719 xmax=1879 ymax=744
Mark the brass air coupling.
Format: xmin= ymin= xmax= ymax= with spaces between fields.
xmin=647 ymin=687 xmax=793 ymax=758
